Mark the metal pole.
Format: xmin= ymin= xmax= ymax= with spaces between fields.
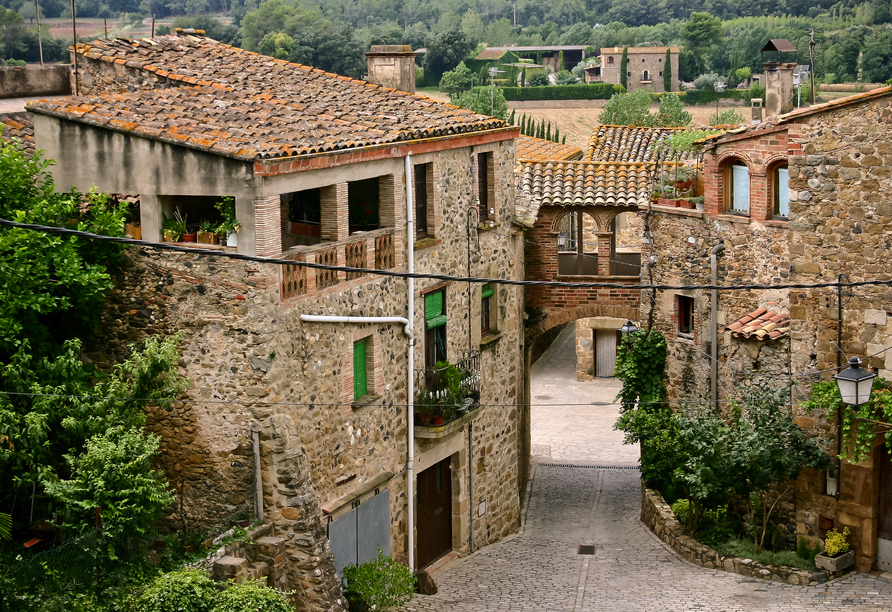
xmin=836 ymin=273 xmax=845 ymax=500
xmin=468 ymin=421 xmax=474 ymax=553
xmin=35 ymin=0 xmax=43 ymax=65
xmin=70 ymin=0 xmax=78 ymax=96
xmin=251 ymin=423 xmax=263 ymax=521
xmin=809 ymin=29 xmax=816 ymax=105
xmin=711 ymin=244 xmax=725 ymax=407
xmin=405 ymin=153 xmax=417 ymax=570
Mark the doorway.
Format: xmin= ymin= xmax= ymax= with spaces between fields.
xmin=593 ymin=329 xmax=620 ymax=378
xmin=878 ymin=444 xmax=892 ymax=571
xmin=417 ymin=457 xmax=453 ymax=568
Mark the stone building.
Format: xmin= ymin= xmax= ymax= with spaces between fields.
xmin=646 ymin=83 xmax=892 ymax=572
xmin=598 ymin=47 xmax=680 ymax=93
xmin=25 ymin=31 xmax=527 ymax=610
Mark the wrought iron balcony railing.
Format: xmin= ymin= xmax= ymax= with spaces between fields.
xmin=413 ymin=350 xmax=481 ymax=427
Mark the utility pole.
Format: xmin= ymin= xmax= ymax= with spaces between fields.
xmin=35 ymin=0 xmax=43 ymax=65
xmin=809 ymin=29 xmax=816 ymax=105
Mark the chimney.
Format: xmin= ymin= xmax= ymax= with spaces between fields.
xmin=366 ymin=45 xmax=416 ymax=94
xmin=761 ymin=61 xmax=797 ymax=120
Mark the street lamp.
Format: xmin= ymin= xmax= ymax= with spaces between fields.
xmin=834 ymin=356 xmax=876 ymax=408
xmin=618 ymin=320 xmax=640 ymax=335
xmin=557 ymin=231 xmax=567 ymax=250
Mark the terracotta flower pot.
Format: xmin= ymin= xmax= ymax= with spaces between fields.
xmin=180 ymin=233 xmax=197 ymax=243
xmin=431 ymin=415 xmax=445 ymax=425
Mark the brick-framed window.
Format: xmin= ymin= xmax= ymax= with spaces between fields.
xmin=424 ymin=289 xmax=447 ymax=370
xmin=353 ymin=337 xmax=371 ymax=400
xmin=772 ymin=163 xmax=790 ymax=219
xmin=477 ymin=152 xmax=494 ymax=223
xmin=723 ymin=160 xmax=750 ymax=215
xmin=677 ymin=295 xmax=694 ymax=338
xmin=481 ymin=284 xmax=494 ymax=337
xmin=414 ymin=162 xmax=433 ymax=239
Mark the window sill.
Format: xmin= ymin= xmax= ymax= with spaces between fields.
xmin=480 ymin=332 xmax=502 ymax=350
xmin=676 ymin=333 xmax=695 ymax=345
xmin=716 ymin=213 xmax=751 ymax=224
xmin=352 ymin=394 xmax=382 ymax=409
xmin=477 ymin=222 xmax=501 ymax=232
xmin=414 ymin=237 xmax=441 ymax=250
xmin=762 ymin=218 xmax=788 ymax=228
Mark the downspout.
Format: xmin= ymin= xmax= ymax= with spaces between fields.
xmin=405 ymin=153 xmax=417 ymax=569
xmin=711 ymin=244 xmax=725 ymax=407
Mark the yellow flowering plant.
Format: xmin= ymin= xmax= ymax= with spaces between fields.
xmin=824 ymin=526 xmax=851 ymax=557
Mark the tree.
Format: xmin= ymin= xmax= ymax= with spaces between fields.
xmin=709 ymin=108 xmax=745 ymax=126
xmin=528 ymin=71 xmax=549 ymax=86
xmin=555 ymin=69 xmax=577 ymax=84
xmin=620 ymin=46 xmax=628 ymax=91
xmin=452 ymin=86 xmax=508 ymax=121
xmin=597 ymin=89 xmax=654 ymax=125
xmin=663 ymin=47 xmax=672 ymax=91
xmin=0 ymin=6 xmax=26 ymax=60
xmin=861 ymin=29 xmax=892 ymax=83
xmin=423 ymin=26 xmax=474 ymax=82
xmin=439 ymin=61 xmax=473 ymax=97
xmin=683 ymin=12 xmax=722 ymax=73
xmin=653 ymin=93 xmax=691 ymax=127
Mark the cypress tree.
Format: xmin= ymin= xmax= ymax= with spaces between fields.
xmin=554 ymin=125 xmax=560 ymax=143
xmin=545 ymin=121 xmax=552 ymax=141
xmin=509 ymin=108 xmax=516 ymax=125
xmin=664 ymin=48 xmax=672 ymax=92
xmin=521 ymin=114 xmax=528 ymax=135
xmin=538 ymin=119 xmax=545 ymax=139
xmin=521 ymin=66 xmax=526 ymax=87
xmin=562 ymin=135 xmax=567 ymax=144
xmin=620 ymin=46 xmax=629 ymax=92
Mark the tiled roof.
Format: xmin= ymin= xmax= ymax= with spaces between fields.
xmin=601 ymin=46 xmax=680 ymax=54
xmin=585 ymin=126 xmax=694 ymax=162
xmin=475 ymin=48 xmax=511 ymax=60
xmin=27 ymin=35 xmax=506 ymax=161
xmin=0 ymin=112 xmax=35 ymax=155
xmin=518 ymin=161 xmax=650 ymax=207
xmin=778 ymin=85 xmax=892 ymax=123
xmin=516 ymin=136 xmax=583 ymax=162
xmin=725 ymin=307 xmax=790 ymax=340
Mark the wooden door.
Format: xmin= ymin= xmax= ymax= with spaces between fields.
xmin=594 ymin=330 xmax=619 ymax=378
xmin=878 ymin=444 xmax=892 ymax=571
xmin=417 ymin=457 xmax=452 ymax=568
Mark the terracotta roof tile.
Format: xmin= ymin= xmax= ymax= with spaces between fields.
xmin=518 ymin=160 xmax=651 ymax=207
xmin=0 ymin=112 xmax=35 ymax=155
xmin=724 ymin=308 xmax=790 ymax=341
xmin=585 ymin=125 xmax=699 ymax=162
xmin=28 ymin=36 xmax=506 ymax=161
xmin=516 ymin=136 xmax=583 ymax=162
xmin=778 ymin=85 xmax=892 ymax=123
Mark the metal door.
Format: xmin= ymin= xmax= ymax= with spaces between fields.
xmin=417 ymin=457 xmax=452 ymax=568
xmin=878 ymin=444 xmax=892 ymax=571
xmin=594 ymin=329 xmax=618 ymax=378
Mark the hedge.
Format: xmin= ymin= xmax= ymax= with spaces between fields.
xmin=683 ymin=89 xmax=748 ymax=105
xmin=502 ymin=83 xmax=622 ymax=101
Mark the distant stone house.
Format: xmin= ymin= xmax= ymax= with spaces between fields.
xmin=646 ymin=82 xmax=892 ymax=573
xmin=599 ymin=46 xmax=679 ymax=93
xmin=25 ymin=32 xmax=527 ymax=610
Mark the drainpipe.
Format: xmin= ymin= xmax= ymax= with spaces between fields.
xmin=251 ymin=422 xmax=263 ymax=521
xmin=297 ymin=151 xmax=416 ymax=570
xmin=711 ymin=244 xmax=725 ymax=407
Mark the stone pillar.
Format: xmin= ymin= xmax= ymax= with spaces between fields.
xmin=320 ymin=183 xmax=348 ymax=242
xmin=253 ymin=195 xmax=282 ymax=258
xmin=365 ymin=45 xmax=417 ymax=94
xmin=140 ymin=194 xmax=162 ymax=242
xmin=235 ymin=196 xmax=255 ymax=255
xmin=762 ymin=62 xmax=797 ymax=120
xmin=596 ymin=232 xmax=612 ymax=276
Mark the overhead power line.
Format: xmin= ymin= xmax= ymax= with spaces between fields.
xmin=6 ymin=218 xmax=892 ymax=294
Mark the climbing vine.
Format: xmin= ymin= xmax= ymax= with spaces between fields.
xmin=802 ymin=378 xmax=892 ymax=464
xmin=613 ymin=329 xmax=667 ymax=410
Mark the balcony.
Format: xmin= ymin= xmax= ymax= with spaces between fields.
xmin=280 ymin=227 xmax=396 ymax=300
xmin=413 ymin=351 xmax=481 ymax=435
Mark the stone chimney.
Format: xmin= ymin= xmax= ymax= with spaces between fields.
xmin=366 ymin=45 xmax=416 ymax=94
xmin=761 ymin=62 xmax=797 ymax=120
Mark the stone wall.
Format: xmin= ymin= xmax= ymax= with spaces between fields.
xmin=640 ymin=482 xmax=831 ymax=585
xmin=0 ymin=65 xmax=71 ymax=98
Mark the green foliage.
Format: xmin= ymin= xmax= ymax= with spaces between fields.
xmin=215 ymin=196 xmax=240 ymax=236
xmin=439 ymin=61 xmax=473 ymax=97
xmin=423 ymin=26 xmax=475 ymax=81
xmin=0 ymin=511 xmax=10 ymax=540
xmin=667 ymin=129 xmax=715 ymax=157
xmin=135 ymin=568 xmax=217 ymax=612
xmin=697 ymin=506 xmax=736 ymax=548
xmin=735 ymin=67 xmax=752 ymax=81
xmin=654 ymin=93 xmax=692 ymax=127
xmin=571 ymin=57 xmax=599 ymax=80
xmin=709 ymin=108 xmax=746 ymax=126
xmin=613 ymin=330 xmax=667 ymax=410
xmin=824 ymin=526 xmax=851 ymax=556
xmin=715 ymin=538 xmax=816 ymax=570
xmin=212 ymin=579 xmax=293 ymax=612
xmin=620 ymin=46 xmax=628 ymax=91
xmin=671 ymin=498 xmax=691 ymax=524
xmin=555 ymin=69 xmax=577 ymax=85
xmin=598 ymin=89 xmax=655 ymax=126
xmin=861 ymin=28 xmax=892 ymax=83
xmin=502 ymin=83 xmax=617 ymax=101
xmin=797 ymin=536 xmax=821 ymax=562
xmin=663 ymin=48 xmax=672 ymax=92
xmin=693 ymin=72 xmax=724 ymax=90
xmin=527 ymin=72 xmax=550 ymax=87
xmin=341 ymin=549 xmax=416 ymax=610
xmin=452 ymin=86 xmax=508 ymax=120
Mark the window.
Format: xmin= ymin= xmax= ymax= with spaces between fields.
xmin=659 ymin=71 xmax=663 ymax=77
xmin=353 ymin=337 xmax=369 ymax=399
xmin=677 ymin=295 xmax=694 ymax=337
xmin=773 ymin=164 xmax=789 ymax=218
xmin=424 ymin=290 xmax=447 ymax=370
xmin=348 ymin=177 xmax=380 ymax=233
xmin=627 ymin=71 xmax=631 ymax=77
xmin=477 ymin=152 xmax=492 ymax=223
xmin=642 ymin=70 xmax=650 ymax=82
xmin=481 ymin=284 xmax=494 ymax=336
xmin=725 ymin=162 xmax=750 ymax=214
xmin=659 ymin=57 xmax=663 ymax=63
xmin=607 ymin=56 xmax=614 ymax=65
xmin=414 ymin=163 xmax=429 ymax=238
xmin=641 ymin=58 xmax=645 ymax=62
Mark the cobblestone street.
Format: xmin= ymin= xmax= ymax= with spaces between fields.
xmin=394 ymin=328 xmax=892 ymax=611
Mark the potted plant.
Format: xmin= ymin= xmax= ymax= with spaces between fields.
xmin=172 ymin=207 xmax=195 ymax=242
xmin=414 ymin=388 xmax=436 ymax=425
xmin=815 ymin=526 xmax=855 ymax=572
xmin=692 ymin=196 xmax=705 ymax=211
xmin=162 ymin=215 xmax=179 ymax=242
xmin=342 ymin=549 xmax=416 ymax=612
xmin=197 ymin=220 xmax=218 ymax=244
xmin=215 ymin=196 xmax=241 ymax=247
xmin=674 ymin=166 xmax=693 ymax=191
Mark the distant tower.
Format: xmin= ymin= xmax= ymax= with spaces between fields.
xmin=366 ymin=45 xmax=417 ymax=94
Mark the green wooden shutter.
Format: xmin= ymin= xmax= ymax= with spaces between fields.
xmin=425 ymin=291 xmax=447 ymax=329
xmin=481 ymin=284 xmax=495 ymax=299
xmin=354 ymin=339 xmax=367 ymax=399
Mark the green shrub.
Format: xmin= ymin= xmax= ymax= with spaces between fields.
xmin=342 ymin=550 xmax=416 ymax=609
xmin=136 ymin=568 xmax=217 ymax=612
xmin=502 ymin=83 xmax=617 ymax=101
xmin=212 ymin=580 xmax=292 ymax=612
xmin=527 ymin=72 xmax=550 ymax=87
xmin=671 ymin=499 xmax=691 ymax=524
xmin=715 ymin=538 xmax=815 ymax=571
xmin=796 ymin=537 xmax=821 ymax=562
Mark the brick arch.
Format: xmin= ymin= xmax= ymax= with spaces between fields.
xmin=763 ymin=153 xmax=788 ymax=172
xmin=549 ymin=208 xmax=604 ymax=233
xmin=714 ymin=150 xmax=756 ymax=171
xmin=525 ymin=303 xmax=640 ymax=347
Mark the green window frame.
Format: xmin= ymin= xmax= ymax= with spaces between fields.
xmin=481 ymin=284 xmax=494 ymax=336
xmin=354 ymin=338 xmax=368 ymax=399
xmin=425 ymin=291 xmax=447 ymax=330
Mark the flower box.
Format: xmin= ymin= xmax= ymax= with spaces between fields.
xmin=814 ymin=550 xmax=854 ymax=572
xmin=657 ymin=197 xmax=679 ymax=207
xmin=124 ymin=223 xmax=141 ymax=240
xmin=197 ymin=230 xmax=218 ymax=244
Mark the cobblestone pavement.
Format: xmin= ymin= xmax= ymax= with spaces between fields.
xmin=394 ymin=327 xmax=892 ymax=611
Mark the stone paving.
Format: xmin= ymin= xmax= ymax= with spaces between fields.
xmin=394 ymin=327 xmax=892 ymax=611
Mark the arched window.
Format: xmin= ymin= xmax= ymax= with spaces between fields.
xmin=642 ymin=70 xmax=650 ymax=82
xmin=773 ymin=163 xmax=789 ymax=218
xmin=723 ymin=160 xmax=750 ymax=215
xmin=607 ymin=56 xmax=614 ymax=65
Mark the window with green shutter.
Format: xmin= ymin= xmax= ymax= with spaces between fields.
xmin=481 ymin=284 xmax=493 ymax=336
xmin=354 ymin=338 xmax=368 ymax=399
xmin=425 ymin=291 xmax=447 ymax=330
